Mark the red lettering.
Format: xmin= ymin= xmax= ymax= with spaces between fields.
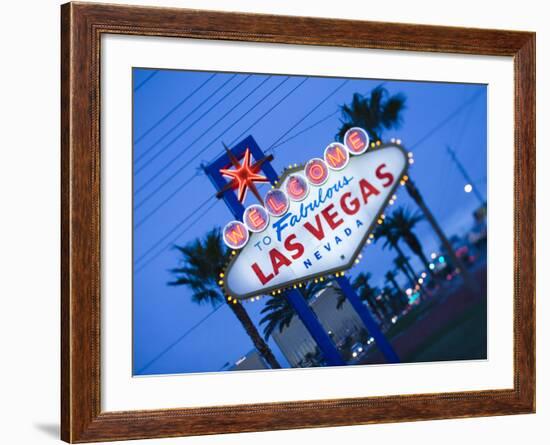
xmin=359 ymin=178 xmax=380 ymax=204
xmin=225 ymin=224 xmax=246 ymax=245
xmin=303 ymin=214 xmax=325 ymax=240
xmin=321 ymin=203 xmax=344 ymax=230
xmin=248 ymin=209 xmax=265 ymax=229
xmin=284 ymin=234 xmax=305 ymax=259
xmin=326 ymin=145 xmax=347 ymax=168
xmin=288 ymin=177 xmax=306 ymax=198
xmin=340 ymin=192 xmax=360 ymax=215
xmin=270 ymin=249 xmax=291 ymax=275
xmin=267 ymin=196 xmax=285 ymax=213
xmin=251 ymin=262 xmax=274 ymax=285
xmin=348 ymin=131 xmax=365 ymax=152
xmin=375 ymin=163 xmax=394 ymax=187
xmin=309 ymin=164 xmax=325 ymax=180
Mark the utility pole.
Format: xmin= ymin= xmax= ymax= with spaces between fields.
xmin=446 ymin=145 xmax=485 ymax=206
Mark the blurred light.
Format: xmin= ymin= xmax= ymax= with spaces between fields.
xmin=429 ymin=263 xmax=435 ymax=270
xmin=418 ymin=278 xmax=424 ymax=284
xmin=352 ymin=352 xmax=358 ymax=358
xmin=406 ymin=288 xmax=413 ymax=296
xmin=358 ymin=347 xmax=363 ymax=352
xmin=438 ymin=256 xmax=445 ymax=264
xmin=464 ymin=183 xmax=473 ymax=193
xmin=391 ymin=316 xmax=398 ymax=324
xmin=421 ymin=272 xmax=427 ymax=278
xmin=430 ymin=252 xmax=437 ymax=259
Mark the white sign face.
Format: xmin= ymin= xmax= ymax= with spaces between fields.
xmin=224 ymin=144 xmax=408 ymax=299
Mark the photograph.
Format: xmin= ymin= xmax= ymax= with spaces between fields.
xmin=132 ymin=69 xmax=488 ymax=376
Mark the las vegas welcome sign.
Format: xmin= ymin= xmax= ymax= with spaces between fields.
xmin=222 ymin=129 xmax=409 ymax=300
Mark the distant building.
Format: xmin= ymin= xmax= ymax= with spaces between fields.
xmin=229 ymin=349 xmax=269 ymax=371
xmin=272 ymin=284 xmax=364 ymax=367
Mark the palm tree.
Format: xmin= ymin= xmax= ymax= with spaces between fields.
xmin=393 ymin=255 xmax=416 ymax=288
xmin=260 ymin=279 xmax=342 ymax=340
xmin=386 ymin=207 xmax=433 ymax=277
xmin=336 ymin=86 xmax=406 ymax=142
xmin=259 ymin=295 xmax=295 ymax=340
xmin=347 ymin=272 xmax=384 ymax=322
xmin=373 ymin=220 xmax=416 ymax=276
xmin=383 ymin=285 xmax=409 ymax=312
xmin=169 ymin=228 xmax=281 ymax=369
xmin=404 ymin=179 xmax=479 ymax=294
xmin=385 ymin=270 xmax=404 ymax=304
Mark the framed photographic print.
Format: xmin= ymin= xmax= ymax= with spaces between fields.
xmin=61 ymin=2 xmax=535 ymax=442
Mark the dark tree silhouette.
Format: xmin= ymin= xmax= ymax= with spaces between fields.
xmin=386 ymin=207 xmax=433 ymax=276
xmin=260 ymin=280 xmax=341 ymax=340
xmin=169 ymin=228 xmax=281 ymax=369
xmin=336 ymin=86 xmax=406 ymax=142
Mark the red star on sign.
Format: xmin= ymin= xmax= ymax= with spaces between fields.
xmin=216 ymin=146 xmax=273 ymax=204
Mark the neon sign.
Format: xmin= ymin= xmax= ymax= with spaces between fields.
xmin=217 ymin=147 xmax=270 ymax=203
xmin=264 ymin=189 xmax=289 ymax=216
xmin=221 ymin=128 xmax=409 ymax=300
xmin=222 ymin=221 xmax=249 ymax=250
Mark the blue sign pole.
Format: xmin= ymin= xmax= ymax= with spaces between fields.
xmin=336 ymin=276 xmax=400 ymax=363
xmin=204 ymin=136 xmax=345 ymax=367
xmin=285 ymin=289 xmax=345 ymax=366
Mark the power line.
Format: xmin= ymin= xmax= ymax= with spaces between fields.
xmin=135 ymin=77 xmax=306 ymax=228
xmin=409 ymin=90 xmax=484 ymax=150
xmin=134 ymin=74 xmax=241 ymax=167
xmin=205 ymin=77 xmax=310 ymax=166
xmin=135 ymin=172 xmax=200 ymax=229
xmin=134 ymin=73 xmax=217 ymax=145
xmin=227 ymin=77 xmax=310 ymax=147
xmin=266 ymin=79 xmax=349 ymax=153
xmin=137 ymin=78 xmax=346 ymax=268
xmin=134 ymin=197 xmax=219 ymax=271
xmin=446 ymin=145 xmax=486 ymax=205
xmin=135 ymin=76 xmax=308 ymax=226
xmin=272 ymin=89 xmax=484 ymax=155
xmin=134 ymin=70 xmax=158 ymax=92
xmin=432 ymin=95 xmax=477 ymax=210
xmin=135 ymin=303 xmax=224 ymax=374
xmin=136 ymin=79 xmax=332 ymax=269
xmin=135 ymin=77 xmax=296 ymax=222
xmin=134 ymin=75 xmax=276 ymax=200
xmin=135 ymin=196 xmax=216 ymax=267
xmin=269 ymin=109 xmax=339 ymax=150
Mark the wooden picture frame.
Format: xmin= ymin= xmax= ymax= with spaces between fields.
xmin=61 ymin=2 xmax=535 ymax=442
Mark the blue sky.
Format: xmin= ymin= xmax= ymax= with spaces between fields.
xmin=132 ymin=68 xmax=487 ymax=375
